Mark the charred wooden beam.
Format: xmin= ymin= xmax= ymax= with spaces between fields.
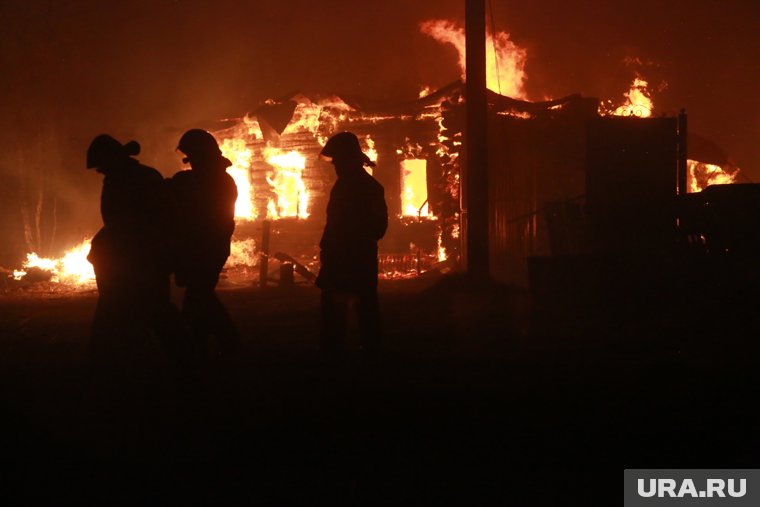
xmin=273 ymin=251 xmax=317 ymax=283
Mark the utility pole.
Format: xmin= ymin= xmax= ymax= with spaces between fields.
xmin=464 ymin=0 xmax=489 ymax=279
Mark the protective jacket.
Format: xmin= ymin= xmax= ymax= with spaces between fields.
xmin=316 ymin=163 xmax=388 ymax=290
xmin=168 ymin=158 xmax=237 ymax=286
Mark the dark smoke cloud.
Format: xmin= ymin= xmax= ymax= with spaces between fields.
xmin=0 ymin=0 xmax=757 ymax=264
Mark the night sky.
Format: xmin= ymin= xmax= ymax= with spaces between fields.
xmin=0 ymin=0 xmax=758 ymax=263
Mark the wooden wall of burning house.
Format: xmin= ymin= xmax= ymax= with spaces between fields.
xmin=212 ymin=99 xmax=454 ymax=280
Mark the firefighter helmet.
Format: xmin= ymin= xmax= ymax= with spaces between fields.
xmin=86 ymin=134 xmax=140 ymax=169
xmin=176 ymin=129 xmax=221 ymax=162
xmin=320 ymin=131 xmax=375 ymax=167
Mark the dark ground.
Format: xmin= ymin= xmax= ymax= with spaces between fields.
xmin=0 ymin=270 xmax=757 ymax=505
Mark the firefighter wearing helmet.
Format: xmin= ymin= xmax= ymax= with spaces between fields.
xmin=317 ymin=131 xmax=388 ymax=354
xmin=86 ymin=134 xmax=182 ymax=365
xmin=168 ymin=129 xmax=239 ymax=359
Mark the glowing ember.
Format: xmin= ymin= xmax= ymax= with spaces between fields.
xmin=601 ymin=76 xmax=654 ymax=118
xmin=401 ymin=159 xmax=431 ymax=217
xmin=263 ymin=146 xmax=310 ymax=219
xmin=13 ymin=239 xmax=95 ymax=286
xmin=219 ymin=137 xmax=256 ymax=220
xmin=420 ymin=19 xmax=528 ymax=98
xmin=687 ymin=159 xmax=739 ymax=193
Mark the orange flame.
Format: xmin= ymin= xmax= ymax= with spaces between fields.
xmin=364 ymin=135 xmax=378 ymax=164
xmin=13 ymin=237 xmax=262 ymax=286
xmin=263 ymin=146 xmax=310 ymax=219
xmin=362 ymin=135 xmax=378 ymax=175
xmin=219 ymin=137 xmax=256 ymax=220
xmin=437 ymin=229 xmax=448 ymax=262
xmin=284 ymin=95 xmax=353 ymax=143
xmin=400 ymin=159 xmax=431 ymax=217
xmin=687 ymin=159 xmax=739 ymax=193
xmin=13 ymin=239 xmax=96 ymax=286
xmin=420 ymin=19 xmax=528 ymax=98
xmin=226 ymin=238 xmax=257 ymax=267
xmin=601 ymin=76 xmax=654 ymax=118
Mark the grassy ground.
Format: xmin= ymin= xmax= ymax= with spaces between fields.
xmin=0 ymin=272 xmax=757 ymax=504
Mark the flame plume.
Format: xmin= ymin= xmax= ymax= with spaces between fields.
xmin=420 ymin=19 xmax=528 ymax=98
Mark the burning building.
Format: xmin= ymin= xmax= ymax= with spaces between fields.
xmin=202 ymin=75 xmax=738 ymax=288
xmin=208 ymin=86 xmax=460 ymax=285
xmin=6 ymin=19 xmax=742 ymax=293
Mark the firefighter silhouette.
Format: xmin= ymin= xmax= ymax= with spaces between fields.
xmin=317 ymin=131 xmax=388 ymax=353
xmin=169 ymin=129 xmax=239 ymax=359
xmin=86 ymin=134 xmax=183 ymax=365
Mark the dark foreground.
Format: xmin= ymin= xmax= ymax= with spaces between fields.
xmin=1 ymin=272 xmax=757 ymax=505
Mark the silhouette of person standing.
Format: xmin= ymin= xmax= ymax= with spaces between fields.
xmin=86 ymin=134 xmax=181 ymax=365
xmin=169 ymin=129 xmax=239 ymax=359
xmin=317 ymin=131 xmax=388 ymax=353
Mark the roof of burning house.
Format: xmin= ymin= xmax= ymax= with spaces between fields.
xmin=208 ymin=80 xmax=602 ymax=135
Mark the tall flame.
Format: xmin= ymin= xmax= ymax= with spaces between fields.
xmin=263 ymin=146 xmax=310 ymax=219
xmin=219 ymin=137 xmax=256 ymax=220
xmin=437 ymin=229 xmax=448 ymax=262
xmin=420 ymin=19 xmax=528 ymax=98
